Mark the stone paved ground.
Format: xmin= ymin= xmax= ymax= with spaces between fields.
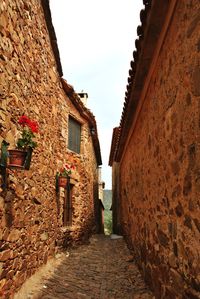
xmin=15 ymin=235 xmax=154 ymax=299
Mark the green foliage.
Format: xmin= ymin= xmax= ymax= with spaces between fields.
xmin=104 ymin=210 xmax=112 ymax=235
xmin=17 ymin=128 xmax=37 ymax=149
xmin=103 ymin=189 xmax=112 ymax=235
xmin=57 ymin=164 xmax=75 ymax=177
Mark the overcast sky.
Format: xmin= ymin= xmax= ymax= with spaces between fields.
xmin=49 ymin=0 xmax=144 ymax=189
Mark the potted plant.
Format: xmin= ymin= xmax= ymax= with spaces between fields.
xmin=57 ymin=164 xmax=75 ymax=188
xmin=8 ymin=115 xmax=39 ymax=168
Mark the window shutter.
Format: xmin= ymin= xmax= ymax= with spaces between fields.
xmin=68 ymin=117 xmax=81 ymax=153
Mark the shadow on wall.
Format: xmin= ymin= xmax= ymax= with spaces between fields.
xmin=4 ymin=190 xmax=14 ymax=227
xmin=60 ymin=215 xmax=95 ymax=248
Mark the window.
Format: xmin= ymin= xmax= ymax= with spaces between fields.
xmin=68 ymin=116 xmax=81 ymax=153
xmin=63 ymin=184 xmax=73 ymax=226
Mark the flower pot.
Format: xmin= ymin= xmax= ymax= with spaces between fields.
xmin=8 ymin=149 xmax=27 ymax=168
xmin=58 ymin=176 xmax=69 ymax=188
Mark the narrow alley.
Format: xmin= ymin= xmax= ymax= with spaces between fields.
xmin=15 ymin=235 xmax=154 ymax=299
xmin=1 ymin=0 xmax=200 ymax=298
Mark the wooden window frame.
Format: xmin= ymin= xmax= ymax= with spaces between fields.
xmin=68 ymin=116 xmax=81 ymax=154
xmin=63 ymin=183 xmax=73 ymax=226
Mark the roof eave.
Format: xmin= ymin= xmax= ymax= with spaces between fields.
xmin=61 ymin=79 xmax=102 ymax=166
xmin=41 ymin=0 xmax=63 ymax=77
xmin=116 ymin=0 xmax=177 ymax=161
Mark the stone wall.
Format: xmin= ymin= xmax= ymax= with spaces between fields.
xmin=111 ymin=162 xmax=120 ymax=235
xmin=0 ymin=1 xmax=100 ymax=298
xmin=119 ymin=1 xmax=200 ymax=298
xmin=57 ymin=93 xmax=99 ymax=247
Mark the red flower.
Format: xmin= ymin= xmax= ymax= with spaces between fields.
xmin=18 ymin=115 xmax=31 ymax=127
xmin=19 ymin=115 xmax=39 ymax=133
xmin=29 ymin=120 xmax=39 ymax=133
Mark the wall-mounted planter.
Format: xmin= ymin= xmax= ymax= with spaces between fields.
xmin=8 ymin=149 xmax=27 ymax=168
xmin=58 ymin=176 xmax=69 ymax=188
xmin=55 ymin=173 xmax=71 ymax=194
xmin=56 ymin=164 xmax=76 ymax=194
xmin=56 ymin=164 xmax=75 ymax=192
xmin=8 ymin=147 xmax=33 ymax=170
xmin=0 ymin=141 xmax=33 ymax=191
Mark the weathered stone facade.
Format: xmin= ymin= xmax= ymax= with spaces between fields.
xmin=110 ymin=0 xmax=200 ymax=298
xmin=109 ymin=128 xmax=121 ymax=235
xmin=110 ymin=161 xmax=120 ymax=235
xmin=0 ymin=0 xmax=101 ymax=298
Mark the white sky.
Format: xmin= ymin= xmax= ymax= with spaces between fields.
xmin=49 ymin=0 xmax=144 ymax=189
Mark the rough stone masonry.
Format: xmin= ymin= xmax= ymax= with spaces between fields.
xmin=110 ymin=0 xmax=200 ymax=298
xmin=0 ymin=0 xmax=101 ymax=298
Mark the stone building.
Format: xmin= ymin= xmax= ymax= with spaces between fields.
xmin=109 ymin=127 xmax=120 ymax=235
xmin=0 ymin=0 xmax=101 ymax=298
xmin=97 ymin=167 xmax=105 ymax=234
xmin=109 ymin=0 xmax=200 ymax=298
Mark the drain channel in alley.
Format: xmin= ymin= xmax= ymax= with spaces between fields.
xmin=15 ymin=235 xmax=154 ymax=299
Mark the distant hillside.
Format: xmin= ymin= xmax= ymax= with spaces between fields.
xmin=103 ymin=189 xmax=112 ymax=210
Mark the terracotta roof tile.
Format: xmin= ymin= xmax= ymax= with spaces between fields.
xmin=108 ymin=127 xmax=120 ymax=166
xmin=113 ymin=0 xmax=174 ymax=162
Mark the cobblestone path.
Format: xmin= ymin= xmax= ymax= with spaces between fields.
xmin=17 ymin=235 xmax=154 ymax=299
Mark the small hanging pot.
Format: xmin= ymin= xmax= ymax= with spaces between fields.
xmin=58 ymin=176 xmax=69 ymax=188
xmin=8 ymin=149 xmax=27 ymax=168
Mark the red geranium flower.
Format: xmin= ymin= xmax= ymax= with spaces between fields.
xmin=29 ymin=120 xmax=39 ymax=133
xmin=18 ymin=115 xmax=31 ymax=127
xmin=17 ymin=115 xmax=39 ymax=149
xmin=58 ymin=163 xmax=75 ymax=177
xmin=18 ymin=116 xmax=39 ymax=133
